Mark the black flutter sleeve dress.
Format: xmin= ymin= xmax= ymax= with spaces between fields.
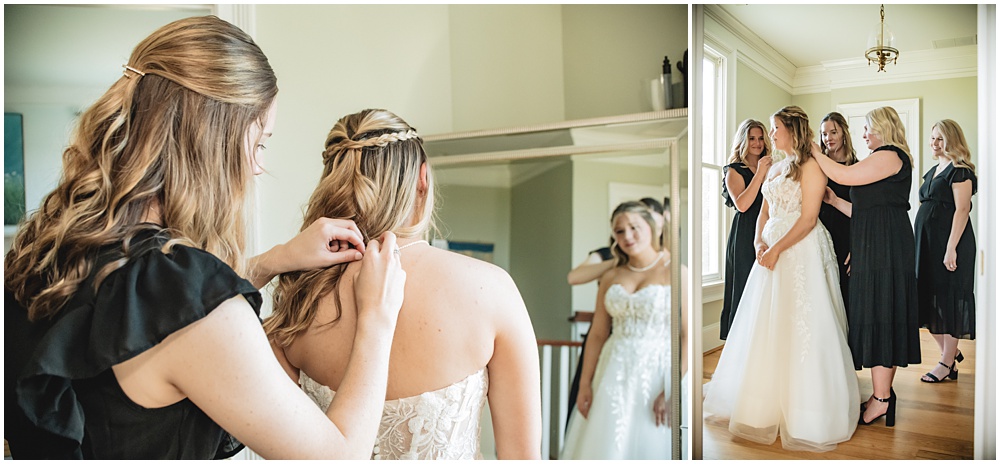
xmin=914 ymin=163 xmax=977 ymax=339
xmin=847 ymin=145 xmax=921 ymax=370
xmin=5 ymin=228 xmax=262 ymax=459
xmin=720 ymin=163 xmax=763 ymax=340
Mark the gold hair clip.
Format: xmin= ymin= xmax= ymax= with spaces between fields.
xmin=122 ymin=64 xmax=146 ymax=78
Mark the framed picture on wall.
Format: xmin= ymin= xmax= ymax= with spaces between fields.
xmin=5 ymin=113 xmax=26 ymax=227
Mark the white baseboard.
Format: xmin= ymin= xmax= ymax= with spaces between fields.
xmin=702 ymin=323 xmax=723 ymax=353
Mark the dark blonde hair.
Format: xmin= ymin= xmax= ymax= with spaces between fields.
xmin=266 ymin=109 xmax=435 ymax=346
xmin=932 ymin=119 xmax=976 ymax=173
xmin=726 ymin=118 xmax=771 ymax=165
xmin=820 ymin=112 xmax=858 ymax=165
xmin=609 ymin=201 xmax=661 ymax=268
xmin=866 ymin=106 xmax=912 ymax=165
xmin=5 ymin=16 xmax=277 ymax=321
xmin=771 ymin=106 xmax=814 ymax=182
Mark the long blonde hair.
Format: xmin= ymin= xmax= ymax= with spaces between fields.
xmin=771 ymin=106 xmax=814 ymax=181
xmin=933 ymin=119 xmax=976 ymax=173
xmin=609 ymin=201 xmax=661 ymax=268
xmin=4 ymin=16 xmax=277 ymax=321
xmin=866 ymin=106 xmax=912 ymax=165
xmin=726 ymin=119 xmax=771 ymax=165
xmin=820 ymin=112 xmax=858 ymax=165
xmin=265 ymin=109 xmax=435 ymax=346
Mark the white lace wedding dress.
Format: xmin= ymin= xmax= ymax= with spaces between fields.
xmin=702 ymin=167 xmax=860 ymax=452
xmin=560 ymin=283 xmax=675 ymax=460
xmin=300 ymin=368 xmax=488 ymax=460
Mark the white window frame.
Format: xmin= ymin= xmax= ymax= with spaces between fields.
xmin=701 ymin=45 xmax=727 ymax=300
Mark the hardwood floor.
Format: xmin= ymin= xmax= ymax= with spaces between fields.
xmin=702 ymin=329 xmax=976 ymax=460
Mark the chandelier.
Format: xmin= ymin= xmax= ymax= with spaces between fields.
xmin=865 ymin=4 xmax=899 ymax=72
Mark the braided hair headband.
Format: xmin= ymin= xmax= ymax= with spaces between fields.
xmin=323 ymin=129 xmax=420 ymax=164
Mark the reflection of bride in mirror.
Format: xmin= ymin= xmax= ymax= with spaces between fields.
xmin=702 ymin=106 xmax=858 ymax=452
xmin=263 ymin=109 xmax=541 ymax=459
xmin=561 ymin=201 xmax=685 ymax=459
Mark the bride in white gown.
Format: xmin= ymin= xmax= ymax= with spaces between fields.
xmin=561 ymin=201 xmax=687 ymax=460
xmin=263 ymin=109 xmax=541 ymax=459
xmin=703 ymin=106 xmax=859 ymax=452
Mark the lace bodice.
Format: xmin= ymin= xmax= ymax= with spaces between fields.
xmin=299 ymin=369 xmax=488 ymax=460
xmin=762 ymin=165 xmax=802 ymax=219
xmin=604 ymin=284 xmax=670 ymax=340
xmin=760 ymin=167 xmax=802 ymax=245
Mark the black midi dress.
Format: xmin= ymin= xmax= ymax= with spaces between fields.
xmin=847 ymin=145 xmax=921 ymax=370
xmin=720 ymin=163 xmax=763 ymax=340
xmin=914 ymin=163 xmax=977 ymax=339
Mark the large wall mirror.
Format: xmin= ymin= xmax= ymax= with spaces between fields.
xmin=425 ymin=109 xmax=688 ymax=458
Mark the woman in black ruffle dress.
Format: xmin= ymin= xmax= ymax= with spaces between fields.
xmin=720 ymin=119 xmax=771 ymax=340
xmin=814 ymin=106 xmax=920 ymax=428
xmin=914 ymin=119 xmax=977 ymax=384
xmin=4 ymin=16 xmax=405 ymax=459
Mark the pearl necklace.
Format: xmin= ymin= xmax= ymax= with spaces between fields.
xmin=627 ymin=251 xmax=664 ymax=272
xmin=398 ymin=239 xmax=428 ymax=251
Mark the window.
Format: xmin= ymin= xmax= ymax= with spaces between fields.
xmin=701 ymin=47 xmax=727 ymax=287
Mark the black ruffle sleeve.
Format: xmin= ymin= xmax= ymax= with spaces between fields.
xmin=8 ymin=235 xmax=261 ymax=457
xmin=949 ymin=166 xmax=978 ymax=196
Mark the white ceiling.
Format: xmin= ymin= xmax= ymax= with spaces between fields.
xmin=718 ymin=4 xmax=978 ymax=68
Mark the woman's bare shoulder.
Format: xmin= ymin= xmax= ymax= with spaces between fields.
xmin=425 ymin=246 xmax=513 ymax=280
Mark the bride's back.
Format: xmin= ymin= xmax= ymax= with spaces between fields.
xmin=267 ymin=108 xmax=540 ymax=458
xmin=284 ymin=243 xmax=506 ymax=399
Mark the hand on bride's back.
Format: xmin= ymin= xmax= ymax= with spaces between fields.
xmin=354 ymin=231 xmax=407 ymax=326
xmin=822 ymin=186 xmax=838 ymax=205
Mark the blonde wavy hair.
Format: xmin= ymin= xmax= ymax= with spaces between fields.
xmin=866 ymin=106 xmax=912 ymax=165
xmin=932 ymin=119 xmax=976 ymax=173
xmin=4 ymin=16 xmax=277 ymax=322
xmin=820 ymin=112 xmax=858 ymax=165
xmin=771 ymin=106 xmax=815 ymax=182
xmin=609 ymin=201 xmax=661 ymax=268
xmin=726 ymin=118 xmax=771 ymax=165
xmin=265 ymin=109 xmax=435 ymax=346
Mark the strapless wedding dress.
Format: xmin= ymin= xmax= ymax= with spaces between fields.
xmin=702 ymin=170 xmax=859 ymax=452
xmin=300 ymin=368 xmax=488 ymax=460
xmin=561 ymin=283 xmax=674 ymax=459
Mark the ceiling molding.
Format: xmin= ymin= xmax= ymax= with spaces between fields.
xmin=792 ymin=45 xmax=978 ymax=94
xmin=704 ymin=4 xmax=796 ymax=94
xmin=706 ymin=4 xmax=978 ymax=96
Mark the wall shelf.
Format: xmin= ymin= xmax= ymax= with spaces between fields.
xmin=424 ymin=109 xmax=688 ymax=167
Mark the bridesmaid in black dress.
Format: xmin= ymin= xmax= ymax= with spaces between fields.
xmin=720 ymin=119 xmax=772 ymax=340
xmin=813 ymin=106 xmax=920 ymax=428
xmin=915 ymin=119 xmax=977 ymax=383
xmin=818 ymin=112 xmax=858 ymax=315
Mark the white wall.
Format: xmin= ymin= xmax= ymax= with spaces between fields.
xmin=253 ymin=5 xmax=455 ymax=254
xmin=563 ymin=4 xmax=688 ymax=119
xmin=448 ymin=5 xmax=566 ymax=131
